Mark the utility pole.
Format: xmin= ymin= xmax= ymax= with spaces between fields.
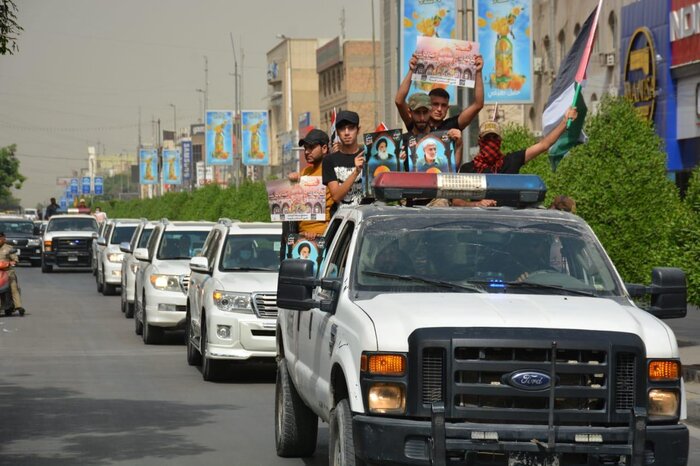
xmin=230 ymin=33 xmax=242 ymax=188
xmin=169 ymin=103 xmax=177 ymax=140
xmin=340 ymin=8 xmax=346 ymax=41
xmin=204 ymin=56 xmax=209 ymax=112
xmin=371 ymin=0 xmax=379 ymax=126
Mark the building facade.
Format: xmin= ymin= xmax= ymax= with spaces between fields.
xmin=317 ymin=37 xmax=383 ymax=134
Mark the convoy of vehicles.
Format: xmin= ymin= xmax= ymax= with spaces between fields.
xmin=9 ymin=172 xmax=691 ymax=465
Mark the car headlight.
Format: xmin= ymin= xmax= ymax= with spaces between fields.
xmin=27 ymin=239 xmax=40 ymax=246
xmin=648 ymin=389 xmax=680 ymax=419
xmin=149 ymin=274 xmax=181 ymax=292
xmin=107 ymin=252 xmax=124 ymax=263
xmin=212 ymin=290 xmax=253 ymax=313
xmin=129 ymin=262 xmax=139 ymax=274
xmin=368 ymin=383 xmax=406 ymax=414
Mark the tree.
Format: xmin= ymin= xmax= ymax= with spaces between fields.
xmin=0 ymin=0 xmax=22 ymax=55
xmin=0 ymin=144 xmax=25 ymax=205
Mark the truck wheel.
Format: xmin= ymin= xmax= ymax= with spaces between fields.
xmin=41 ymin=259 xmax=52 ymax=273
xmin=329 ymin=399 xmax=358 ymax=466
xmin=125 ymin=302 xmax=134 ymax=319
xmin=134 ymin=299 xmax=143 ymax=335
xmin=96 ymin=270 xmax=103 ymax=293
xmin=275 ymin=358 xmax=318 ymax=457
xmin=201 ymin=321 xmax=223 ymax=381
xmin=142 ymin=302 xmax=162 ymax=345
xmin=103 ymin=274 xmax=116 ymax=296
xmin=186 ymin=313 xmax=202 ymax=366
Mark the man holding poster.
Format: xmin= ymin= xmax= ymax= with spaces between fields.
xmin=395 ymin=49 xmax=484 ymax=140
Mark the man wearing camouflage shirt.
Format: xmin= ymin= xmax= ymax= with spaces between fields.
xmin=0 ymin=232 xmax=24 ymax=314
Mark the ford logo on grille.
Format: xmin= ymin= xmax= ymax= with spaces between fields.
xmin=506 ymin=370 xmax=552 ymax=391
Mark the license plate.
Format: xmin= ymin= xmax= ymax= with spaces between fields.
xmin=508 ymin=452 xmax=560 ymax=466
xmin=68 ymin=256 xmax=78 ymax=262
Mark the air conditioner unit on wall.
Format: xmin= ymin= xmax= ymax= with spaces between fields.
xmin=606 ymin=52 xmax=616 ymax=67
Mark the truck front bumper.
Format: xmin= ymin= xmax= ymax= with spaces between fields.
xmin=353 ymin=409 xmax=688 ymax=466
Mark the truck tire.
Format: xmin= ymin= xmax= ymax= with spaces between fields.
xmin=125 ymin=302 xmax=134 ymax=319
xmin=134 ymin=299 xmax=143 ymax=335
xmin=275 ymin=358 xmax=318 ymax=457
xmin=102 ymin=273 xmax=116 ymax=296
xmin=41 ymin=258 xmax=52 ymax=273
xmin=329 ymin=399 xmax=359 ymax=466
xmin=96 ymin=270 xmax=103 ymax=293
xmin=201 ymin=321 xmax=223 ymax=381
xmin=142 ymin=301 xmax=163 ymax=345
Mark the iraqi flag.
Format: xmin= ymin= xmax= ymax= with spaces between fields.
xmin=542 ymin=0 xmax=603 ymax=170
xmin=329 ymin=108 xmax=339 ymax=146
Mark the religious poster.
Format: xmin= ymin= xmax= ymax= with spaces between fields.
xmin=476 ymin=0 xmax=533 ymax=103
xmin=400 ymin=0 xmax=458 ymax=104
xmin=405 ymin=131 xmax=456 ymax=173
xmin=242 ymin=110 xmax=270 ymax=166
xmin=265 ymin=176 xmax=326 ymax=222
xmin=139 ymin=148 xmax=158 ymax=185
xmin=413 ymin=37 xmax=480 ymax=88
xmin=363 ymin=129 xmax=403 ymax=197
xmin=162 ymin=148 xmax=182 ymax=185
xmin=205 ymin=110 xmax=234 ymax=165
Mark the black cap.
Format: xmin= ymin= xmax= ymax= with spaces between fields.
xmin=335 ymin=110 xmax=359 ymax=128
xmin=298 ymin=128 xmax=329 ymax=147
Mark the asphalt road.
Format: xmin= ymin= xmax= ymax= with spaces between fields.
xmin=2 ymin=266 xmax=699 ymax=465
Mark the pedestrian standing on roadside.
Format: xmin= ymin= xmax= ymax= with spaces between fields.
xmin=322 ymin=110 xmax=365 ymax=214
xmin=45 ymin=198 xmax=59 ymax=219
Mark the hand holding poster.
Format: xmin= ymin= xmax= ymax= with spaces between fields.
xmin=405 ymin=131 xmax=455 ymax=173
xmin=412 ymin=37 xmax=480 ymax=88
xmin=266 ymin=176 xmax=326 ymax=222
xmin=363 ymin=129 xmax=403 ymax=197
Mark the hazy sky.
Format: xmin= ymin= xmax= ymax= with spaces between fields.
xmin=0 ymin=0 xmax=377 ymax=207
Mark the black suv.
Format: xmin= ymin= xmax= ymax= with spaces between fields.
xmin=0 ymin=216 xmax=42 ymax=266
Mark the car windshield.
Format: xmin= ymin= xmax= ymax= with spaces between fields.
xmin=47 ymin=217 xmax=98 ymax=232
xmin=137 ymin=228 xmax=153 ymax=248
xmin=111 ymin=226 xmax=137 ymax=244
xmin=354 ymin=215 xmax=622 ymax=297
xmin=0 ymin=221 xmax=34 ymax=234
xmin=157 ymin=230 xmax=209 ymax=260
xmin=219 ymin=234 xmax=281 ymax=271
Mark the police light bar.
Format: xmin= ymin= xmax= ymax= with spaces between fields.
xmin=372 ymin=172 xmax=547 ymax=207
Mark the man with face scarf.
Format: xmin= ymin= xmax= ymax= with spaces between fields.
xmin=459 ymin=107 xmax=578 ymax=174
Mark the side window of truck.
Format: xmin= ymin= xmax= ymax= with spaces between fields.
xmin=322 ymin=221 xmax=355 ymax=280
xmin=147 ymin=227 xmax=161 ymax=259
xmin=318 ymin=218 xmax=344 ymax=277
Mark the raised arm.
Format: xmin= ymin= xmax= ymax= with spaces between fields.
xmin=524 ymin=107 xmax=579 ymax=162
xmin=395 ymin=54 xmax=418 ymax=128
xmin=457 ymin=55 xmax=485 ymax=131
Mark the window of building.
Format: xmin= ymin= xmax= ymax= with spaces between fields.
xmin=574 ymin=23 xmax=581 ymax=38
xmin=558 ymin=29 xmax=566 ymax=67
xmin=608 ymin=11 xmax=617 ymax=52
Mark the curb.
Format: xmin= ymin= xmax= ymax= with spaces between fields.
xmin=684 ymin=365 xmax=700 ymax=384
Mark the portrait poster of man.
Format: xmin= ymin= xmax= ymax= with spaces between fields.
xmin=413 ymin=37 xmax=480 ymax=88
xmin=406 ymin=131 xmax=455 ymax=173
xmin=265 ymin=176 xmax=326 ymax=222
xmin=363 ymin=129 xmax=402 ymax=197
xmin=285 ymin=234 xmax=325 ymax=273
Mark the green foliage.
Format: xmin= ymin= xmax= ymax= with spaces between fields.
xmin=678 ymin=169 xmax=700 ymax=304
xmin=0 ymin=144 xmax=25 ymax=204
xmin=501 ymin=123 xmax=556 ymax=203
xmin=96 ymin=182 xmax=271 ymax=223
xmin=0 ymin=0 xmax=22 ymax=55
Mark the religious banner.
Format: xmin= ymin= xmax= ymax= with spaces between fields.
xmin=162 ymin=148 xmax=182 ymax=185
xmin=242 ymin=110 xmax=270 ymax=166
xmin=476 ymin=0 xmax=533 ymax=103
xmin=413 ymin=37 xmax=480 ymax=88
xmin=205 ymin=110 xmax=234 ymax=165
xmin=405 ymin=130 xmax=456 ymax=173
xmin=265 ymin=176 xmax=326 ymax=222
xmin=363 ymin=129 xmax=403 ymax=196
xmin=139 ymin=148 xmax=158 ymax=185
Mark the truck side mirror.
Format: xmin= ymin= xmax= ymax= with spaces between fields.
xmin=277 ymin=259 xmax=318 ymax=311
xmin=626 ymin=267 xmax=687 ymax=319
xmin=119 ymin=242 xmax=132 ymax=254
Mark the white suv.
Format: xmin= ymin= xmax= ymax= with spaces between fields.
xmin=95 ymin=219 xmax=139 ymax=296
xmin=275 ymin=173 xmax=689 ymax=465
xmin=134 ymin=220 xmax=213 ymax=344
xmin=119 ymin=220 xmax=155 ymax=317
xmin=186 ymin=219 xmax=282 ymax=381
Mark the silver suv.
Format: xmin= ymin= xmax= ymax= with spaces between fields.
xmin=95 ymin=219 xmax=139 ymax=295
xmin=119 ymin=220 xmax=155 ymax=317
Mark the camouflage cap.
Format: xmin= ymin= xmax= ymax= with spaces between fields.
xmin=478 ymin=120 xmax=502 ymax=138
xmin=408 ymin=93 xmax=431 ymax=111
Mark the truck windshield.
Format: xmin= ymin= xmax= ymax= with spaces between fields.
xmin=47 ymin=218 xmax=98 ymax=232
xmin=157 ymin=230 xmax=210 ymax=260
xmin=0 ymin=220 xmax=33 ymax=234
xmin=354 ymin=216 xmax=622 ymax=297
xmin=219 ymin=234 xmax=281 ymax=271
xmin=111 ymin=226 xmax=137 ymax=244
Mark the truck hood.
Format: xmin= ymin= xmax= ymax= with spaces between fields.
xmin=152 ymin=260 xmax=190 ymax=275
xmin=44 ymin=231 xmax=95 ymax=240
xmin=355 ymin=293 xmax=677 ymax=357
xmin=216 ymin=272 xmax=278 ymax=294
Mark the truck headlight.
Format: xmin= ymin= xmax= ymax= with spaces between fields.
xmin=212 ymin=291 xmax=253 ymax=313
xmin=107 ymin=252 xmax=124 ymax=263
xmin=27 ymin=239 xmax=40 ymax=246
xmin=129 ymin=263 xmax=139 ymax=274
xmin=648 ymin=389 xmax=679 ymax=419
xmin=149 ymin=274 xmax=180 ymax=292
xmin=368 ymin=383 xmax=406 ymax=414
xmin=44 ymin=240 xmax=52 ymax=252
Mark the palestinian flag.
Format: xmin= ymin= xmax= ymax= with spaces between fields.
xmin=542 ymin=0 xmax=603 ymax=170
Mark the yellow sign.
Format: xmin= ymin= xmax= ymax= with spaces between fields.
xmin=624 ymin=28 xmax=656 ymax=121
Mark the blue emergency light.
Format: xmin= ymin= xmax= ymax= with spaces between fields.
xmin=372 ymin=172 xmax=547 ymax=207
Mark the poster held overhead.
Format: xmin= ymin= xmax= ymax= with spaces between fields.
xmin=265 ymin=177 xmax=326 ymax=222
xmin=363 ymin=129 xmax=403 ymax=197
xmin=413 ymin=37 xmax=480 ymax=88
xmin=405 ymin=131 xmax=455 ymax=173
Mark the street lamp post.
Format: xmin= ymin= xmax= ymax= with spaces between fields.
xmin=196 ymin=89 xmax=205 ymax=122
xmin=169 ymin=103 xmax=177 ymax=141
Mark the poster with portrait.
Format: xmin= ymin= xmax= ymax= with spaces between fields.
xmin=405 ymin=131 xmax=455 ymax=173
xmin=285 ymin=234 xmax=326 ymax=272
xmin=400 ymin=0 xmax=458 ymax=104
xmin=362 ymin=129 xmax=403 ymax=197
xmin=476 ymin=0 xmax=533 ymax=104
xmin=242 ymin=110 xmax=270 ymax=166
xmin=205 ymin=110 xmax=234 ymax=165
xmin=265 ymin=176 xmax=326 ymax=222
xmin=162 ymin=148 xmax=182 ymax=185
xmin=413 ymin=37 xmax=480 ymax=88
xmin=139 ymin=148 xmax=158 ymax=185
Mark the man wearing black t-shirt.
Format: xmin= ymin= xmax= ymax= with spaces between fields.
xmin=459 ymin=106 xmax=578 ymax=175
xmin=322 ymin=110 xmax=364 ymax=214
